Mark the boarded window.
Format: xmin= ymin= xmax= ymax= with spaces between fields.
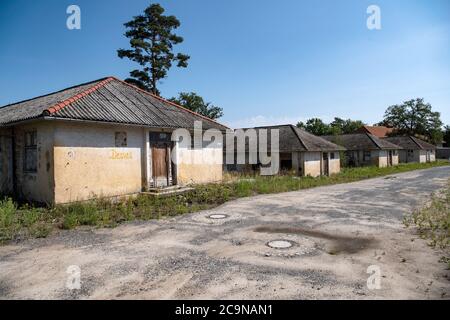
xmin=24 ymin=130 xmax=37 ymax=173
xmin=115 ymin=132 xmax=127 ymax=147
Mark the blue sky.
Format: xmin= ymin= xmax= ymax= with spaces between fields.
xmin=0 ymin=0 xmax=449 ymax=128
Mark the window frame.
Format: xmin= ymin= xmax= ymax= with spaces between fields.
xmin=115 ymin=131 xmax=128 ymax=147
xmin=23 ymin=130 xmax=38 ymax=173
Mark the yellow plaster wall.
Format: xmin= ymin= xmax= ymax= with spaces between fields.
xmin=303 ymin=152 xmax=321 ymax=177
xmin=176 ymin=146 xmax=223 ymax=185
xmin=53 ymin=122 xmax=143 ymax=204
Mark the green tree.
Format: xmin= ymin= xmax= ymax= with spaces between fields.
xmin=297 ymin=118 xmax=331 ymax=136
xmin=382 ymin=98 xmax=443 ymax=143
xmin=117 ymin=3 xmax=190 ymax=95
xmin=442 ymin=125 xmax=450 ymax=147
xmin=297 ymin=117 xmax=365 ymax=136
xmin=330 ymin=117 xmax=365 ymax=134
xmin=169 ymin=92 xmax=223 ymax=120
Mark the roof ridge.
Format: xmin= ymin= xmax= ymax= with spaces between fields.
xmin=0 ymin=77 xmax=111 ymax=110
xmin=409 ymin=136 xmax=423 ymax=149
xmin=109 ymin=77 xmax=229 ymax=129
xmin=289 ymin=125 xmax=310 ymax=151
xmin=43 ymin=77 xmax=114 ymax=115
xmin=365 ymin=133 xmax=383 ymax=149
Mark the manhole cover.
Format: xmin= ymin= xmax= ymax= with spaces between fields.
xmin=208 ymin=214 xmax=228 ymax=220
xmin=267 ymin=240 xmax=294 ymax=249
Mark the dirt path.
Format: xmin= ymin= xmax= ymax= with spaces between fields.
xmin=1 ymin=167 xmax=449 ymax=299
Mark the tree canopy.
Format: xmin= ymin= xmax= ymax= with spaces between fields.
xmin=297 ymin=117 xmax=365 ymax=136
xmin=117 ymin=3 xmax=190 ymax=95
xmin=169 ymin=92 xmax=224 ymax=120
xmin=381 ymin=98 xmax=443 ymax=144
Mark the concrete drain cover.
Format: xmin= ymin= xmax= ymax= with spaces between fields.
xmin=267 ymin=240 xmax=294 ymax=249
xmin=208 ymin=214 xmax=228 ymax=220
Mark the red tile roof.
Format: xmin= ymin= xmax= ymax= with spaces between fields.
xmin=357 ymin=125 xmax=394 ymax=138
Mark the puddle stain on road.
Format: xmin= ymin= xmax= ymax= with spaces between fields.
xmin=254 ymin=226 xmax=378 ymax=254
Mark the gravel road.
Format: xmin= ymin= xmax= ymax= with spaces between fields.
xmin=1 ymin=166 xmax=449 ymax=299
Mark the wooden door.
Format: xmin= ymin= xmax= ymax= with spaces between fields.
xmin=322 ymin=152 xmax=329 ymax=176
xmin=152 ymin=144 xmax=169 ymax=187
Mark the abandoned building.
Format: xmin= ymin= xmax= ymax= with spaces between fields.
xmin=384 ymin=136 xmax=436 ymax=163
xmin=225 ymin=124 xmax=345 ymax=177
xmin=356 ymin=125 xmax=394 ymax=138
xmin=0 ymin=77 xmax=227 ymax=204
xmin=323 ymin=133 xmax=401 ymax=167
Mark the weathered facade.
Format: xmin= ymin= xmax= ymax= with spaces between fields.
xmin=384 ymin=136 xmax=436 ymax=163
xmin=226 ymin=125 xmax=345 ymax=177
xmin=0 ymin=77 xmax=227 ymax=204
xmin=323 ymin=133 xmax=401 ymax=168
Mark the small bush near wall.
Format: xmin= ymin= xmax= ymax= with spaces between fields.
xmin=0 ymin=160 xmax=449 ymax=245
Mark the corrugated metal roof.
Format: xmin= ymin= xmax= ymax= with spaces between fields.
xmin=384 ymin=136 xmax=436 ymax=150
xmin=0 ymin=77 xmax=228 ymax=131
xmin=323 ymin=133 xmax=402 ymax=150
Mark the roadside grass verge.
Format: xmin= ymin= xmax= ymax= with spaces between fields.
xmin=404 ymin=178 xmax=450 ymax=268
xmin=1 ymin=160 xmax=449 ymax=245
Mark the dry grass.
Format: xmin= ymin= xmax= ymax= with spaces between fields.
xmin=404 ymin=178 xmax=450 ymax=268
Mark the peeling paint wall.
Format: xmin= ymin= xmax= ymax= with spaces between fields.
xmin=375 ymin=150 xmax=388 ymax=167
xmin=12 ymin=121 xmax=55 ymax=204
xmin=328 ymin=153 xmax=341 ymax=175
xmin=398 ymin=149 xmax=435 ymax=163
xmin=176 ymin=145 xmax=223 ymax=185
xmin=0 ymin=128 xmax=13 ymax=195
xmin=53 ymin=122 xmax=143 ymax=204
xmin=303 ymin=152 xmax=321 ymax=177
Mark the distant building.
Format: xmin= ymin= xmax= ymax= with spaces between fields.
xmin=323 ymin=133 xmax=401 ymax=168
xmin=384 ymin=136 xmax=436 ymax=163
xmin=226 ymin=125 xmax=345 ymax=177
xmin=356 ymin=125 xmax=394 ymax=138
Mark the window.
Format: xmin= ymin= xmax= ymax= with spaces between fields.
xmin=24 ymin=130 xmax=37 ymax=173
xmin=330 ymin=152 xmax=335 ymax=160
xmin=363 ymin=151 xmax=371 ymax=162
xmin=115 ymin=132 xmax=127 ymax=147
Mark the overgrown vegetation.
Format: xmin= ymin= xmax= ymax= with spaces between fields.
xmin=1 ymin=160 xmax=449 ymax=245
xmin=404 ymin=178 xmax=450 ymax=268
